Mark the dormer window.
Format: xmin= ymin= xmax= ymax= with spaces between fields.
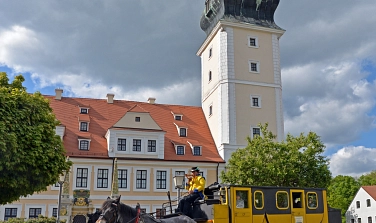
xmin=80 ymin=122 xmax=89 ymax=131
xmin=176 ymin=146 xmax=185 ymax=155
xmin=175 ymin=115 xmax=182 ymax=121
xmin=80 ymin=108 xmax=88 ymax=114
xmin=179 ymin=128 xmax=187 ymax=137
xmin=135 ymin=117 xmax=141 ymax=122
xmin=193 ymin=146 xmax=201 ymax=156
xmin=79 ymin=139 xmax=90 ymax=150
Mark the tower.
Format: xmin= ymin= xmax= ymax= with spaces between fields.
xmin=197 ymin=0 xmax=285 ymax=162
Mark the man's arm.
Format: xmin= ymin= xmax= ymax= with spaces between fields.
xmin=193 ymin=177 xmax=206 ymax=192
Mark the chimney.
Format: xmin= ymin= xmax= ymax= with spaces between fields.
xmin=55 ymin=89 xmax=63 ymax=100
xmin=106 ymin=93 xmax=114 ymax=104
xmin=148 ymin=97 xmax=156 ymax=104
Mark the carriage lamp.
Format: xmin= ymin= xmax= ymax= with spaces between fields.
xmin=57 ymin=170 xmax=67 ymax=223
xmin=173 ymin=175 xmax=185 ymax=189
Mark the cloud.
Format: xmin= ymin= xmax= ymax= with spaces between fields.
xmin=330 ymin=146 xmax=376 ymax=176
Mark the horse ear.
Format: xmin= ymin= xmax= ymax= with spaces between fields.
xmin=107 ymin=197 xmax=111 ymax=200
xmin=115 ymin=195 xmax=121 ymax=204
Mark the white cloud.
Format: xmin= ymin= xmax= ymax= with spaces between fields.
xmin=330 ymin=146 xmax=376 ymax=177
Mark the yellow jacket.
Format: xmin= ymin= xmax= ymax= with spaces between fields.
xmin=185 ymin=175 xmax=206 ymax=193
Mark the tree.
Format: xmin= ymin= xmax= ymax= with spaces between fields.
xmin=327 ymin=175 xmax=360 ymax=218
xmin=358 ymin=170 xmax=376 ymax=186
xmin=0 ymin=72 xmax=71 ymax=205
xmin=220 ymin=123 xmax=332 ymax=188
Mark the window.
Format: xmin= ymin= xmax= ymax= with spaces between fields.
xmin=368 ymin=217 xmax=372 ymax=223
xmin=156 ymin=208 xmax=166 ymax=219
xmin=209 ymin=105 xmax=213 ymax=116
xmin=80 ymin=108 xmax=88 ymax=114
xmin=176 ymin=146 xmax=184 ymax=155
xmin=252 ymin=127 xmax=261 ymax=138
xmin=367 ymin=199 xmax=371 ymax=207
xmin=76 ymin=168 xmax=88 ymax=187
xmin=208 ymin=71 xmax=212 ymax=82
xmin=248 ymin=36 xmax=258 ymax=48
xmin=351 ymin=220 xmax=355 ymax=223
xmin=358 ymin=218 xmax=361 ymax=223
xmin=97 ymin=169 xmax=109 ymax=188
xmin=307 ymin=192 xmax=318 ymax=209
xmin=209 ymin=47 xmax=212 ymax=58
xmin=193 ymin=146 xmax=201 ymax=156
xmin=118 ymin=169 xmax=128 ymax=189
xmin=133 ymin=139 xmax=141 ymax=152
xmin=80 ymin=122 xmax=88 ymax=131
xmin=357 ymin=201 xmax=360 ymax=208
xmin=117 ymin=138 xmax=126 ymax=151
xmin=292 ymin=192 xmax=302 ymax=208
xmin=135 ymin=117 xmax=140 ymax=122
xmin=52 ymin=208 xmax=57 ymax=217
xmin=179 ymin=128 xmax=187 ymax=137
xmin=276 ymin=191 xmax=289 ymax=209
xmin=249 ymin=60 xmax=260 ymax=73
xmin=79 ymin=140 xmax=90 ymax=150
xmin=236 ymin=190 xmax=249 ymax=208
xmin=4 ymin=208 xmax=17 ymax=221
xmin=148 ymin=140 xmax=156 ymax=152
xmin=156 ymin=171 xmax=167 ymax=189
xmin=174 ymin=115 xmax=182 ymax=121
xmin=136 ymin=170 xmax=147 ymax=189
xmin=29 ymin=208 xmax=41 ymax=218
xmin=254 ymin=191 xmax=264 ymax=209
xmin=251 ymin=95 xmax=261 ymax=108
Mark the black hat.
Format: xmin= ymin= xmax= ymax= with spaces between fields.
xmin=191 ymin=167 xmax=200 ymax=172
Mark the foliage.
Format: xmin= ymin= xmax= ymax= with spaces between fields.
xmin=0 ymin=72 xmax=71 ymax=205
xmin=0 ymin=216 xmax=66 ymax=223
xmin=327 ymin=175 xmax=360 ymax=217
xmin=358 ymin=170 xmax=376 ymax=186
xmin=220 ymin=123 xmax=331 ymax=188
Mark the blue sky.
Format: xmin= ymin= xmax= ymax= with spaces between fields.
xmin=1 ymin=0 xmax=376 ymax=177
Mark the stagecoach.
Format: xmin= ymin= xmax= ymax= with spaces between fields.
xmin=161 ymin=183 xmax=342 ymax=223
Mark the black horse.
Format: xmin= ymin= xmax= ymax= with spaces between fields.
xmin=96 ymin=196 xmax=196 ymax=223
xmin=88 ymin=210 xmax=101 ymax=223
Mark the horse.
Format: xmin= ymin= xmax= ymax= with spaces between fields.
xmin=96 ymin=196 xmax=196 ymax=223
xmin=88 ymin=210 xmax=102 ymax=223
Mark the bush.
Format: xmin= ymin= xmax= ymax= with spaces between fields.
xmin=0 ymin=216 xmax=66 ymax=223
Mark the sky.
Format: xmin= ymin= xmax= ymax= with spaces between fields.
xmin=0 ymin=0 xmax=375 ymax=177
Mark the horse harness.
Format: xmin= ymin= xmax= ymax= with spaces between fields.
xmin=100 ymin=205 xmax=141 ymax=223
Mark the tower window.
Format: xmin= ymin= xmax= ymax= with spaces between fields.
xmin=252 ymin=128 xmax=261 ymax=139
xmin=209 ymin=47 xmax=213 ymax=58
xmin=209 ymin=105 xmax=213 ymax=116
xmin=250 ymin=95 xmax=261 ymax=108
xmin=208 ymin=71 xmax=212 ymax=82
xmin=248 ymin=36 xmax=259 ymax=48
xmin=135 ymin=117 xmax=140 ymax=122
xmin=249 ymin=60 xmax=260 ymax=73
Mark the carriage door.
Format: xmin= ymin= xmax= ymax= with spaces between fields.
xmin=232 ymin=188 xmax=252 ymax=223
xmin=290 ymin=190 xmax=306 ymax=223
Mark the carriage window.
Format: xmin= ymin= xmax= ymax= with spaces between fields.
xmin=276 ymin=191 xmax=289 ymax=209
xmin=307 ymin=192 xmax=318 ymax=209
xmin=254 ymin=191 xmax=264 ymax=209
xmin=236 ymin=190 xmax=249 ymax=208
xmin=292 ymin=192 xmax=303 ymax=208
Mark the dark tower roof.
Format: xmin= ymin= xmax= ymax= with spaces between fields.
xmin=200 ymin=0 xmax=283 ymax=36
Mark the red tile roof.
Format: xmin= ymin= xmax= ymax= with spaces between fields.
xmin=46 ymin=96 xmax=224 ymax=163
xmin=362 ymin=186 xmax=376 ymax=200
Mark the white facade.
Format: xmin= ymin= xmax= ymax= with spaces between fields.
xmin=346 ymin=187 xmax=376 ymax=223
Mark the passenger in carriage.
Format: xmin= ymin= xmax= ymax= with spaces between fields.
xmin=177 ymin=167 xmax=206 ymax=217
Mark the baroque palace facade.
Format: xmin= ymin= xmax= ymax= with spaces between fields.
xmin=0 ymin=0 xmax=285 ymax=222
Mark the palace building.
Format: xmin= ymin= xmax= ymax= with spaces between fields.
xmin=0 ymin=0 xmax=285 ymax=222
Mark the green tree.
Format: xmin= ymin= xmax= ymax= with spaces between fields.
xmin=220 ymin=124 xmax=331 ymax=188
xmin=327 ymin=175 xmax=360 ymax=221
xmin=0 ymin=72 xmax=71 ymax=205
xmin=358 ymin=170 xmax=376 ymax=186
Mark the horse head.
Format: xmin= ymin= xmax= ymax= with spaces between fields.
xmin=96 ymin=196 xmax=139 ymax=223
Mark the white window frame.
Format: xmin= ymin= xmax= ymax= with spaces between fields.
xmin=247 ymin=35 xmax=259 ymax=48
xmin=250 ymin=95 xmax=262 ymax=108
xmin=248 ymin=60 xmax=260 ymax=73
xmin=250 ymin=126 xmax=262 ymax=139
xmin=153 ymin=168 xmax=170 ymax=192
xmin=80 ymin=107 xmax=89 ymax=114
xmin=117 ymin=167 xmax=131 ymax=192
xmin=25 ymin=205 xmax=46 ymax=219
xmin=192 ymin=146 xmax=202 ymax=156
xmin=94 ymin=166 xmax=112 ymax=191
xmin=175 ymin=145 xmax=185 ymax=155
xmin=79 ymin=121 xmax=89 ymax=132
xmin=78 ymin=139 xmax=91 ymax=150
xmin=174 ymin=114 xmax=183 ymax=121
xmin=73 ymin=165 xmax=91 ymax=190
xmin=0 ymin=205 xmax=22 ymax=221
xmin=133 ymin=167 xmax=150 ymax=192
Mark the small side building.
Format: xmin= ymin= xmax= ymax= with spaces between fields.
xmin=346 ymin=186 xmax=376 ymax=223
